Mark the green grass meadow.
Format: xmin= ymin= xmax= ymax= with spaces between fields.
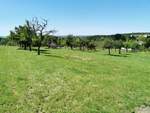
xmin=0 ymin=46 xmax=150 ymax=113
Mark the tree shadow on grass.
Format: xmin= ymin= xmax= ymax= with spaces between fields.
xmin=16 ymin=48 xmax=25 ymax=50
xmin=38 ymin=49 xmax=65 ymax=59
xmin=16 ymin=47 xmax=64 ymax=59
xmin=44 ymin=54 xmax=65 ymax=59
xmin=32 ymin=48 xmax=48 ymax=52
xmin=110 ymin=54 xmax=128 ymax=57
xmin=16 ymin=48 xmax=48 ymax=52
xmin=104 ymin=54 xmax=130 ymax=57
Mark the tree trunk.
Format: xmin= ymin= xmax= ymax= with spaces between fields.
xmin=29 ymin=40 xmax=32 ymax=51
xmin=126 ymin=47 xmax=128 ymax=53
xmin=108 ymin=48 xmax=111 ymax=55
xmin=70 ymin=45 xmax=73 ymax=50
xmin=24 ymin=43 xmax=27 ymax=50
xmin=38 ymin=46 xmax=40 ymax=55
xmin=29 ymin=45 xmax=32 ymax=51
xmin=119 ymin=48 xmax=121 ymax=54
xmin=19 ymin=42 xmax=21 ymax=48
xmin=79 ymin=45 xmax=82 ymax=50
xmin=37 ymin=41 xmax=42 ymax=55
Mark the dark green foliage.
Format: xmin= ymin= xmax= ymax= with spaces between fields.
xmin=9 ymin=23 xmax=33 ymax=50
xmin=113 ymin=34 xmax=126 ymax=41
xmin=66 ymin=35 xmax=75 ymax=50
xmin=130 ymin=41 xmax=140 ymax=51
xmin=0 ymin=37 xmax=9 ymax=45
xmin=129 ymin=35 xmax=137 ymax=40
xmin=86 ymin=41 xmax=96 ymax=51
xmin=123 ymin=41 xmax=131 ymax=52
xmin=103 ymin=39 xmax=113 ymax=54
xmin=113 ymin=40 xmax=124 ymax=54
xmin=78 ymin=38 xmax=87 ymax=50
xmin=144 ymin=38 xmax=150 ymax=49
xmin=43 ymin=35 xmax=59 ymax=48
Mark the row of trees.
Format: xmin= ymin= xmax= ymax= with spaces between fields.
xmin=104 ymin=39 xmax=136 ymax=54
xmin=1 ymin=18 xmax=150 ymax=55
xmin=103 ymin=34 xmax=150 ymax=55
xmin=7 ymin=18 xmax=97 ymax=55
xmin=65 ymin=35 xmax=96 ymax=51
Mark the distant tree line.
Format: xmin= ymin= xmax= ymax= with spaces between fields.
xmin=1 ymin=18 xmax=150 ymax=55
xmin=103 ymin=34 xmax=150 ymax=54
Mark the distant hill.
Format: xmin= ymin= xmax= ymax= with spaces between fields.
xmin=122 ymin=32 xmax=150 ymax=36
xmin=1 ymin=32 xmax=150 ymax=39
xmin=58 ymin=32 xmax=150 ymax=38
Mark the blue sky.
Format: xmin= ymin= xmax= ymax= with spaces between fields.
xmin=0 ymin=0 xmax=150 ymax=36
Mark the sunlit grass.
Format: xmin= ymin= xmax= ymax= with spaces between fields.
xmin=0 ymin=46 xmax=150 ymax=113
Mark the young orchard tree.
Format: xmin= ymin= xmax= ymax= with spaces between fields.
xmin=66 ymin=35 xmax=75 ymax=50
xmin=130 ymin=41 xmax=140 ymax=52
xmin=25 ymin=20 xmax=33 ymax=51
xmin=29 ymin=18 xmax=56 ymax=55
xmin=144 ymin=37 xmax=150 ymax=50
xmin=79 ymin=39 xmax=87 ymax=51
xmin=9 ymin=30 xmax=19 ymax=46
xmin=10 ymin=23 xmax=33 ymax=50
xmin=103 ymin=39 xmax=113 ymax=55
xmin=114 ymin=40 xmax=123 ymax=54
xmin=123 ymin=41 xmax=130 ymax=53
xmin=13 ymin=26 xmax=29 ymax=49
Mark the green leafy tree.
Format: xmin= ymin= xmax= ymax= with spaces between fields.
xmin=103 ymin=39 xmax=113 ymax=55
xmin=144 ymin=37 xmax=150 ymax=49
xmin=10 ymin=23 xmax=33 ymax=50
xmin=113 ymin=40 xmax=123 ymax=54
xmin=66 ymin=35 xmax=75 ymax=50
xmin=123 ymin=41 xmax=130 ymax=53
xmin=130 ymin=41 xmax=140 ymax=52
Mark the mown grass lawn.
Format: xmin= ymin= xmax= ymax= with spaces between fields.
xmin=0 ymin=46 xmax=150 ymax=113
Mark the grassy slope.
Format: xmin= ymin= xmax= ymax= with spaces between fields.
xmin=0 ymin=46 xmax=150 ymax=113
